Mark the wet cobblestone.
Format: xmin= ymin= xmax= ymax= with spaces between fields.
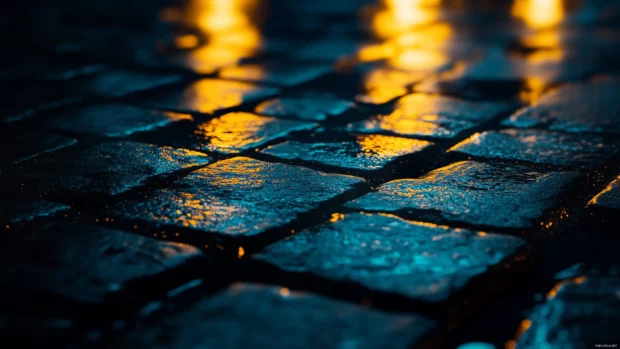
xmin=3 ymin=0 xmax=620 ymax=347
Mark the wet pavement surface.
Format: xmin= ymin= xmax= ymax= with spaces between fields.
xmin=1 ymin=0 xmax=620 ymax=348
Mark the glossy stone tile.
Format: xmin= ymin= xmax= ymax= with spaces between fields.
xmin=192 ymin=112 xmax=316 ymax=154
xmin=589 ymin=176 xmax=620 ymax=210
xmin=258 ymin=213 xmax=525 ymax=302
xmin=11 ymin=141 xmax=210 ymax=196
xmin=255 ymin=92 xmax=353 ymax=121
xmin=44 ymin=104 xmax=193 ymax=137
xmin=516 ymin=274 xmax=620 ymax=349
xmin=138 ymin=79 xmax=280 ymax=114
xmin=263 ymin=134 xmax=432 ymax=171
xmin=0 ymin=130 xmax=77 ymax=164
xmin=111 ymin=157 xmax=364 ymax=237
xmin=219 ymin=62 xmax=332 ymax=86
xmin=450 ymin=129 xmax=618 ymax=168
xmin=0 ymin=223 xmax=203 ymax=303
xmin=347 ymin=93 xmax=512 ymax=138
xmin=0 ymin=200 xmax=69 ymax=224
xmin=355 ymin=66 xmax=425 ymax=105
xmin=109 ymin=283 xmax=435 ymax=349
xmin=503 ymin=78 xmax=620 ymax=135
xmin=79 ymin=70 xmax=183 ymax=97
xmin=347 ymin=161 xmax=579 ymax=229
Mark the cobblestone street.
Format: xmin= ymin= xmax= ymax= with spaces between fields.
xmin=1 ymin=0 xmax=620 ymax=348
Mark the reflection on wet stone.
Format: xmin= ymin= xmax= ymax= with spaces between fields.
xmin=258 ymin=213 xmax=525 ymax=302
xmin=589 ymin=176 xmax=620 ymax=210
xmin=347 ymin=161 xmax=579 ymax=229
xmin=111 ymin=157 xmax=364 ymax=237
xmin=0 ymin=223 xmax=203 ymax=303
xmin=138 ymin=79 xmax=280 ymax=114
xmin=193 ymin=112 xmax=316 ymax=154
xmin=0 ymin=200 xmax=69 ymax=224
xmin=44 ymin=104 xmax=193 ymax=137
xmin=219 ymin=62 xmax=333 ymax=86
xmin=112 ymin=283 xmax=435 ymax=349
xmin=503 ymin=78 xmax=620 ymax=135
xmin=348 ymin=93 xmax=512 ymax=138
xmin=516 ymin=273 xmax=620 ymax=349
xmin=263 ymin=134 xmax=432 ymax=171
xmin=450 ymin=129 xmax=618 ymax=168
xmin=11 ymin=142 xmax=210 ymax=196
xmin=255 ymin=92 xmax=353 ymax=121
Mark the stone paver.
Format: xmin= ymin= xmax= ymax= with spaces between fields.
xmin=138 ymin=79 xmax=280 ymax=114
xmin=258 ymin=213 xmax=525 ymax=302
xmin=347 ymin=93 xmax=512 ymax=138
xmin=192 ymin=112 xmax=316 ymax=154
xmin=111 ymin=157 xmax=364 ymax=237
xmin=219 ymin=62 xmax=332 ymax=86
xmin=347 ymin=161 xmax=579 ymax=229
xmin=0 ymin=200 xmax=69 ymax=224
xmin=1 ymin=223 xmax=203 ymax=303
xmin=0 ymin=130 xmax=77 ymax=164
xmin=516 ymin=273 xmax=620 ymax=349
xmin=450 ymin=129 xmax=618 ymax=168
xmin=44 ymin=104 xmax=193 ymax=137
xmin=263 ymin=134 xmax=432 ymax=171
xmin=503 ymin=78 xmax=620 ymax=135
xmin=78 ymin=70 xmax=183 ymax=98
xmin=109 ymin=283 xmax=435 ymax=349
xmin=589 ymin=176 xmax=620 ymax=210
xmin=255 ymin=91 xmax=353 ymax=121
xmin=9 ymin=141 xmax=210 ymax=196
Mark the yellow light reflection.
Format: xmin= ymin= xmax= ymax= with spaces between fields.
xmin=511 ymin=0 xmax=565 ymax=29
xmin=170 ymin=0 xmax=262 ymax=73
xmin=194 ymin=112 xmax=274 ymax=153
xmin=369 ymin=0 xmax=441 ymax=39
xmin=179 ymin=79 xmax=269 ymax=114
xmin=357 ymin=134 xmax=431 ymax=157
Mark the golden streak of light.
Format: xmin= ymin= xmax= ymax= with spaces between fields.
xmin=511 ymin=0 xmax=565 ymax=29
xmin=356 ymin=134 xmax=431 ymax=157
xmin=588 ymin=176 xmax=620 ymax=205
xmin=329 ymin=213 xmax=346 ymax=223
xmin=238 ymin=246 xmax=245 ymax=258
xmin=520 ymin=76 xmax=547 ymax=103
xmin=370 ymin=0 xmax=442 ymax=39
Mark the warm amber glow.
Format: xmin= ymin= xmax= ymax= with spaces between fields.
xmin=369 ymin=0 xmax=441 ymax=39
xmin=171 ymin=0 xmax=262 ymax=73
xmin=356 ymin=134 xmax=431 ymax=157
xmin=588 ymin=176 xmax=620 ymax=205
xmin=180 ymin=79 xmax=270 ymax=114
xmin=547 ymin=275 xmax=587 ymax=299
xmin=238 ymin=246 xmax=245 ymax=258
xmin=195 ymin=112 xmax=275 ymax=153
xmin=511 ymin=0 xmax=565 ymax=29
xmin=520 ymin=77 xmax=547 ymax=103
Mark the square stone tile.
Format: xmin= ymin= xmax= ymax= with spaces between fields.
xmin=263 ymin=134 xmax=432 ymax=171
xmin=44 ymin=104 xmax=193 ymax=137
xmin=1 ymin=223 xmax=203 ymax=303
xmin=219 ymin=62 xmax=332 ymax=86
xmin=347 ymin=93 xmax=512 ymax=138
xmin=10 ymin=141 xmax=210 ymax=196
xmin=108 ymin=283 xmax=435 ymax=349
xmin=192 ymin=112 xmax=316 ymax=154
xmin=502 ymin=78 xmax=620 ymax=135
xmin=138 ymin=79 xmax=280 ymax=114
xmin=449 ymin=129 xmax=618 ymax=168
xmin=255 ymin=91 xmax=353 ymax=121
xmin=111 ymin=157 xmax=364 ymax=237
xmin=346 ymin=161 xmax=579 ymax=228
xmin=258 ymin=213 xmax=525 ymax=302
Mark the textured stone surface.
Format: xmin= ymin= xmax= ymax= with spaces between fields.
xmin=111 ymin=157 xmax=364 ymax=237
xmin=503 ymin=78 xmax=620 ymax=134
xmin=347 ymin=161 xmax=579 ymax=228
xmin=1 ymin=223 xmax=203 ymax=303
xmin=255 ymin=92 xmax=353 ymax=121
xmin=516 ymin=274 xmax=620 ymax=349
xmin=347 ymin=93 xmax=512 ymax=138
xmin=589 ymin=176 xmax=620 ymax=210
xmin=263 ymin=134 xmax=432 ymax=171
xmin=192 ymin=112 xmax=316 ymax=154
xmin=355 ymin=66 xmax=425 ymax=105
xmin=450 ymin=129 xmax=618 ymax=167
xmin=44 ymin=104 xmax=193 ymax=137
xmin=111 ymin=283 xmax=435 ymax=349
xmin=258 ymin=213 xmax=525 ymax=302
xmin=219 ymin=62 xmax=332 ymax=86
xmin=138 ymin=79 xmax=280 ymax=114
xmin=79 ymin=70 xmax=183 ymax=97
xmin=0 ymin=200 xmax=69 ymax=224
xmin=0 ymin=130 xmax=77 ymax=164
xmin=11 ymin=141 xmax=210 ymax=196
